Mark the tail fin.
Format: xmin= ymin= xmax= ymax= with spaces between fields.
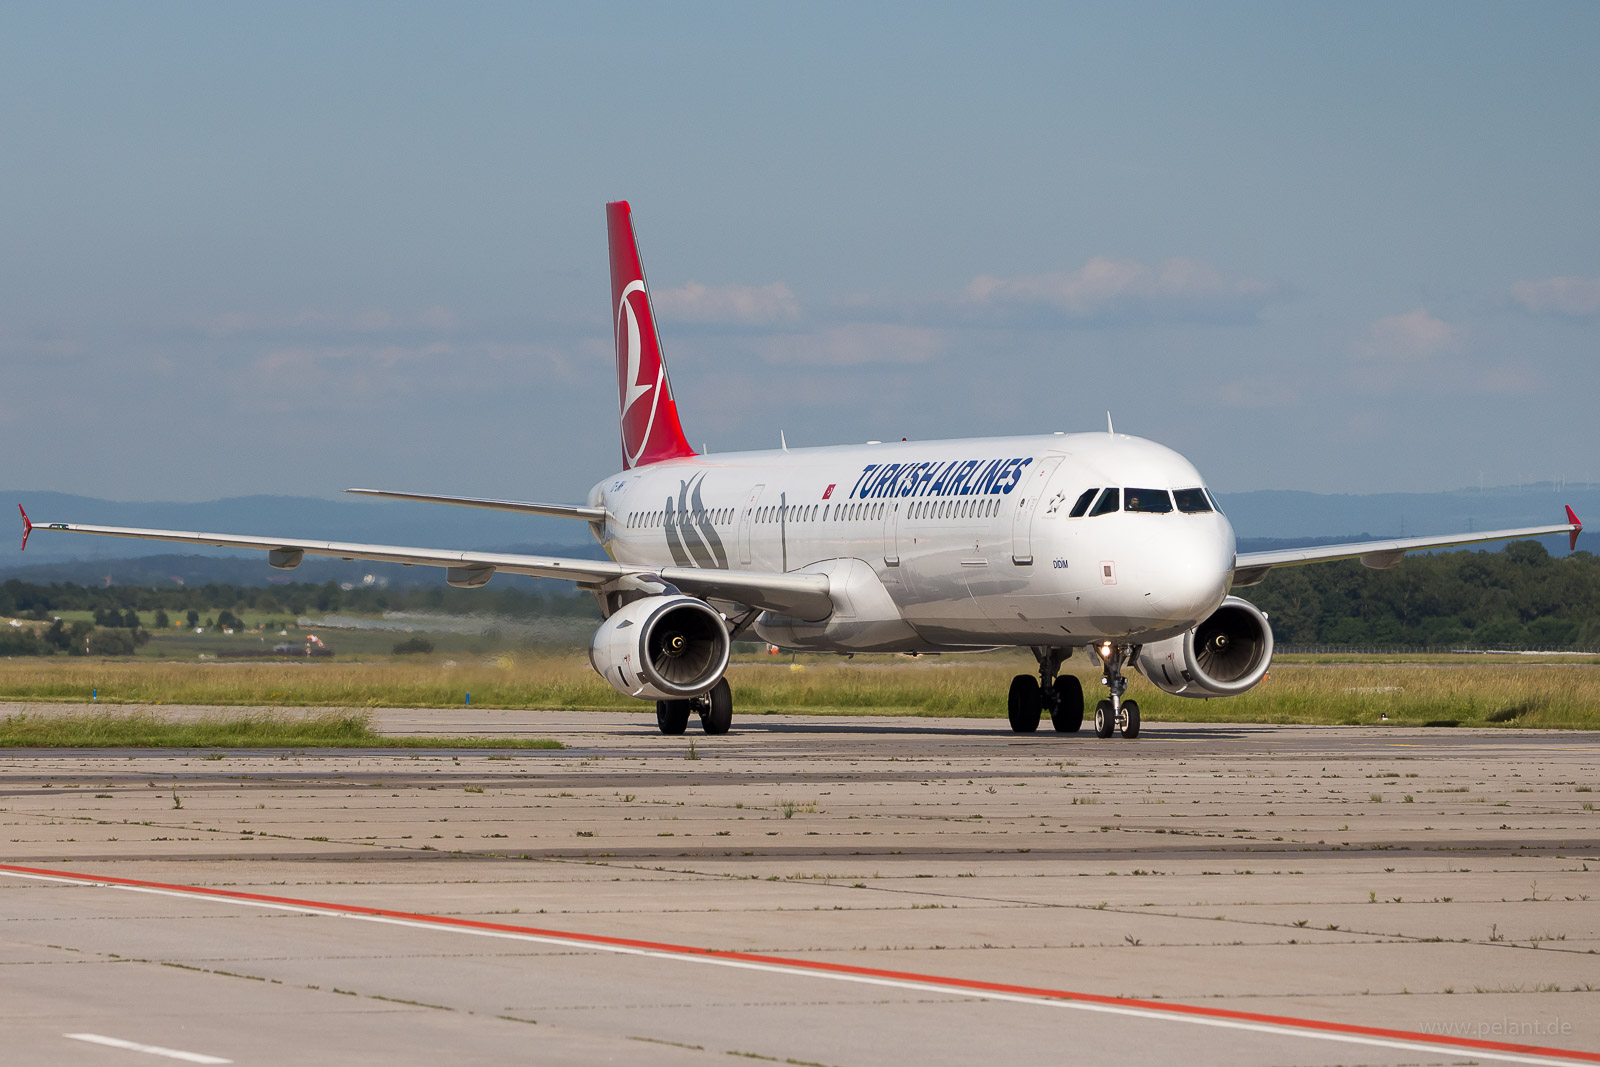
xmin=607 ymin=201 xmax=696 ymax=470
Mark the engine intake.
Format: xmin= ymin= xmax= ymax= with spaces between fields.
xmin=589 ymin=595 xmax=730 ymax=700
xmin=1135 ymin=595 xmax=1273 ymax=698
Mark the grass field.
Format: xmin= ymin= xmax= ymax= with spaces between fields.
xmin=1 ymin=652 xmax=1596 ymax=730
xmin=0 ymin=708 xmax=563 ymax=749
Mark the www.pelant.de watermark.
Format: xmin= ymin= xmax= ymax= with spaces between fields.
xmin=1422 ymin=1016 xmax=1574 ymax=1039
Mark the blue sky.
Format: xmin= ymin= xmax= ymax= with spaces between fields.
xmin=2 ymin=2 xmax=1596 ymax=503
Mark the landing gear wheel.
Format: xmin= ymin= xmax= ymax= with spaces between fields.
xmin=1093 ymin=699 xmax=1115 ymax=738
xmin=656 ymin=700 xmax=691 ymax=735
xmin=1120 ymin=699 xmax=1140 ymax=739
xmin=1050 ymin=675 xmax=1084 ymax=733
xmin=1008 ymin=675 xmax=1041 ymax=733
xmin=698 ymin=677 xmax=732 ymax=735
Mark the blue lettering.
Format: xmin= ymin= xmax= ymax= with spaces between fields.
xmin=850 ymin=465 xmax=878 ymax=499
xmin=979 ymin=458 xmax=1004 ymax=494
xmin=1001 ymin=457 xmax=1033 ymax=493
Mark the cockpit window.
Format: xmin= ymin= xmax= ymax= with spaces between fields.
xmin=1173 ymin=488 xmax=1212 ymax=514
xmin=1124 ymin=488 xmax=1173 ymax=514
xmin=1206 ymin=489 xmax=1225 ymax=515
xmin=1087 ymin=487 xmax=1121 ymax=517
xmin=1068 ymin=488 xmax=1099 ymax=518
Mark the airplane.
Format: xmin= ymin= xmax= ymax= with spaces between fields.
xmin=19 ymin=201 xmax=1583 ymax=739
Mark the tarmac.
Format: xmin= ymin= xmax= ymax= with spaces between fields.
xmin=2 ymin=705 xmax=1598 ymax=1065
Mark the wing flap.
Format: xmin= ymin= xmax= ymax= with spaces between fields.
xmin=22 ymin=519 xmax=831 ymax=618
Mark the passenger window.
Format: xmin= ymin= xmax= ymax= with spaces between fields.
xmin=1125 ymin=489 xmax=1173 ymax=514
xmin=1173 ymin=488 xmax=1212 ymax=513
xmin=1088 ymin=488 xmax=1120 ymax=517
xmin=1068 ymin=488 xmax=1099 ymax=518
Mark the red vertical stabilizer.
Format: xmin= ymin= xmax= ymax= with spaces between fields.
xmin=607 ymin=201 xmax=696 ymax=470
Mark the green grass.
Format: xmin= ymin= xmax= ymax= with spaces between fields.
xmin=0 ymin=709 xmax=563 ymax=749
xmin=0 ymin=653 xmax=1596 ymax=730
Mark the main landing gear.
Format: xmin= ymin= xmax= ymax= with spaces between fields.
xmin=656 ymin=677 xmax=733 ymax=736
xmin=1008 ymin=644 xmax=1140 ymax=739
xmin=1008 ymin=647 xmax=1084 ymax=734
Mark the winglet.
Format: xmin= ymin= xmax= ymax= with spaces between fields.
xmin=18 ymin=505 xmax=32 ymax=552
xmin=1567 ymin=505 xmax=1583 ymax=551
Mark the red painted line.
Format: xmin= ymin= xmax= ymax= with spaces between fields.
xmin=5 ymin=862 xmax=1597 ymax=1064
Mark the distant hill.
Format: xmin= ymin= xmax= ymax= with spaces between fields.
xmin=4 ymin=483 xmax=1587 ymax=587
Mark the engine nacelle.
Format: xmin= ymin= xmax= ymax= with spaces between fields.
xmin=589 ymin=595 xmax=731 ymax=701
xmin=1135 ymin=595 xmax=1273 ymax=698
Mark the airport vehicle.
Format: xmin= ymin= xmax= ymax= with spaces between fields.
xmin=19 ymin=202 xmax=1583 ymax=738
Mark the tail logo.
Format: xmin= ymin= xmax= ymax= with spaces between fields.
xmin=618 ymin=280 xmax=665 ymax=468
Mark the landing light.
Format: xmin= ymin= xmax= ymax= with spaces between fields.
xmin=1098 ymin=641 xmax=1113 ymax=660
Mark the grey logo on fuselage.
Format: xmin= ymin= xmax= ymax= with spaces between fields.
xmin=662 ymin=473 xmax=727 ymax=569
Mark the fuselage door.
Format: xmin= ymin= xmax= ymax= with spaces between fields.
xmin=883 ymin=501 xmax=901 ymax=566
xmin=737 ymin=484 xmax=765 ymax=566
xmin=1010 ymin=455 xmax=1065 ymax=565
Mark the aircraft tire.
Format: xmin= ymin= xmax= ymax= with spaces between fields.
xmin=657 ymin=700 xmax=691 ymax=735
xmin=1050 ymin=675 xmax=1084 ymax=733
xmin=1008 ymin=675 xmax=1041 ymax=733
xmin=700 ymin=678 xmax=733 ymax=735
xmin=1094 ymin=700 xmax=1115 ymax=738
xmin=1121 ymin=700 xmax=1140 ymax=739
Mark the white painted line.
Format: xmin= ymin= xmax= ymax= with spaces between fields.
xmin=63 ymin=1033 xmax=231 ymax=1064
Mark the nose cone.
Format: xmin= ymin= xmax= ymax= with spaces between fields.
xmin=1148 ymin=515 xmax=1234 ymax=626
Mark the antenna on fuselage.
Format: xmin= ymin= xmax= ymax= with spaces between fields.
xmin=780 ymin=430 xmax=789 ymax=452
xmin=1106 ymin=411 xmax=1114 ymax=434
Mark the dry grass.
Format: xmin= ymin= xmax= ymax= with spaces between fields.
xmin=0 ymin=707 xmax=563 ymax=748
xmin=0 ymin=653 xmax=1595 ymax=729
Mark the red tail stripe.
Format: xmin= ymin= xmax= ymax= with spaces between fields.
xmin=606 ymin=200 xmax=696 ymax=470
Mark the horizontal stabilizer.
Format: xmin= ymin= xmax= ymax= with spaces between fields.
xmin=345 ymin=488 xmax=606 ymax=522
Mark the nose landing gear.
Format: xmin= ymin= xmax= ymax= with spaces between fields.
xmin=1091 ymin=642 xmax=1140 ymax=739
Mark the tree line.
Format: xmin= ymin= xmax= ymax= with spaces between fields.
xmin=3 ymin=543 xmax=1595 ymax=655
xmin=1247 ymin=542 xmax=1599 ymax=648
xmin=0 ymin=578 xmax=598 ymax=624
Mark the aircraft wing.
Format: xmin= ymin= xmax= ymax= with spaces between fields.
xmin=344 ymin=488 xmax=607 ymax=522
xmin=1231 ymin=507 xmax=1582 ymax=586
xmin=16 ymin=508 xmax=832 ymax=620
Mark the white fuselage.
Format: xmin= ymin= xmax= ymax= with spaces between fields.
xmin=589 ymin=432 xmax=1235 ymax=652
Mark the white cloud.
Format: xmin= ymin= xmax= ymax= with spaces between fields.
xmin=961 ymin=257 xmax=1279 ymax=324
xmin=754 ymin=324 xmax=945 ymax=366
xmin=1354 ymin=309 xmax=1465 ymax=360
xmin=1509 ymin=276 xmax=1600 ymax=317
xmin=653 ymin=281 xmax=800 ymax=325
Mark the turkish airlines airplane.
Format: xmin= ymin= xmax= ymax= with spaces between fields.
xmin=21 ymin=202 xmax=1583 ymax=739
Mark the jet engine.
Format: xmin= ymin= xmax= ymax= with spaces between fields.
xmin=589 ymin=595 xmax=731 ymax=700
xmin=1135 ymin=595 xmax=1273 ymax=698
